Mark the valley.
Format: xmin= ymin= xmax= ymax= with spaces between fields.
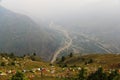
xmin=0 ymin=0 xmax=120 ymax=80
xmin=0 ymin=5 xmax=119 ymax=62
xmin=49 ymin=22 xmax=116 ymax=62
xmin=49 ymin=22 xmax=73 ymax=63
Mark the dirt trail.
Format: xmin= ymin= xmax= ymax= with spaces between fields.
xmin=50 ymin=23 xmax=72 ymax=63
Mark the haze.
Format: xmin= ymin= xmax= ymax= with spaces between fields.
xmin=1 ymin=0 xmax=120 ymax=24
xmin=1 ymin=0 xmax=120 ymax=61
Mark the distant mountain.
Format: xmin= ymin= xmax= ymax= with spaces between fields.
xmin=0 ymin=6 xmax=61 ymax=61
xmin=62 ymin=21 xmax=120 ymax=54
xmin=54 ymin=17 xmax=120 ymax=55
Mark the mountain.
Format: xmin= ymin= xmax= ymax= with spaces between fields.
xmin=55 ymin=19 xmax=120 ymax=55
xmin=0 ymin=6 xmax=61 ymax=61
xmin=69 ymin=24 xmax=120 ymax=54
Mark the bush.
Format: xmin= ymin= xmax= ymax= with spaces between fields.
xmin=59 ymin=63 xmax=68 ymax=68
xmin=108 ymin=69 xmax=120 ymax=80
xmin=77 ymin=68 xmax=87 ymax=80
xmin=11 ymin=62 xmax=16 ymax=66
xmin=1 ymin=62 xmax=6 ymax=66
xmin=11 ymin=71 xmax=29 ymax=80
xmin=88 ymin=59 xmax=93 ymax=64
xmin=87 ymin=67 xmax=108 ymax=80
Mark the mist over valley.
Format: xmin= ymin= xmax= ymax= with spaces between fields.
xmin=0 ymin=0 xmax=120 ymax=61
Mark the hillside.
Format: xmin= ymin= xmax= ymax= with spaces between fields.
xmin=0 ymin=6 xmax=62 ymax=61
xmin=0 ymin=53 xmax=75 ymax=80
xmin=56 ymin=54 xmax=120 ymax=69
xmin=1 ymin=53 xmax=120 ymax=80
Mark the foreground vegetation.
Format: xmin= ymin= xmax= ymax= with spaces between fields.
xmin=10 ymin=67 xmax=120 ymax=80
xmin=1 ymin=53 xmax=120 ymax=80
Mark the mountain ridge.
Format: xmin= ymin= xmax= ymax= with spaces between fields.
xmin=0 ymin=6 xmax=61 ymax=61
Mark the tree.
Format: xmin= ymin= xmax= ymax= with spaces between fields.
xmin=61 ymin=56 xmax=65 ymax=62
xmin=69 ymin=52 xmax=73 ymax=57
xmin=9 ymin=53 xmax=15 ymax=58
xmin=33 ymin=53 xmax=36 ymax=56
xmin=11 ymin=71 xmax=29 ymax=80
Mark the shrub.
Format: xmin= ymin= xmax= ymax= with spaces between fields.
xmin=87 ymin=67 xmax=108 ymax=80
xmin=78 ymin=68 xmax=87 ymax=80
xmin=11 ymin=62 xmax=16 ymax=66
xmin=11 ymin=71 xmax=29 ymax=80
xmin=1 ymin=62 xmax=6 ymax=66
xmin=108 ymin=69 xmax=120 ymax=80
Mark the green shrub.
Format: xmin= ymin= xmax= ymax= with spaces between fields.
xmin=11 ymin=71 xmax=29 ymax=80
xmin=1 ymin=62 xmax=6 ymax=66
xmin=87 ymin=67 xmax=108 ymax=80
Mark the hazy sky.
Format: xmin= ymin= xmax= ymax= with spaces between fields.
xmin=1 ymin=0 xmax=120 ymax=24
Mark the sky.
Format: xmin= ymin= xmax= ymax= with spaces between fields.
xmin=1 ymin=0 xmax=120 ymax=25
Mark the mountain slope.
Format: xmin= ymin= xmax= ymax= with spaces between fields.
xmin=57 ymin=54 xmax=120 ymax=69
xmin=0 ymin=6 xmax=61 ymax=61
